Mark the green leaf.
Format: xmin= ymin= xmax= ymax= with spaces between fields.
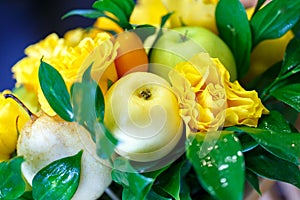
xmin=111 ymin=158 xmax=154 ymax=200
xmin=0 ymin=157 xmax=26 ymax=199
xmin=236 ymin=133 xmax=258 ymax=152
xmin=96 ymin=123 xmax=118 ymax=159
xmin=17 ymin=191 xmax=33 ymax=200
xmin=187 ymin=132 xmax=245 ymax=200
xmin=32 ymin=150 xmax=82 ymax=200
xmin=253 ymin=0 xmax=267 ymax=17
xmin=245 ymin=146 xmax=300 ymax=188
xmin=230 ymin=126 xmax=300 ymax=166
xmin=216 ymin=0 xmax=252 ymax=78
xmin=72 ymin=65 xmax=117 ymax=159
xmin=245 ymin=169 xmax=261 ymax=195
xmin=110 ymin=0 xmax=135 ymax=20
xmin=61 ymin=9 xmax=105 ymax=20
xmin=179 ymin=178 xmax=192 ymax=200
xmin=146 ymin=190 xmax=172 ymax=200
xmin=258 ymin=110 xmax=291 ymax=133
xmin=92 ymin=0 xmax=133 ymax=29
xmin=250 ymin=0 xmax=300 ymax=47
xmin=154 ymin=160 xmax=186 ymax=200
xmin=270 ymin=83 xmax=300 ymax=112
xmin=279 ymin=38 xmax=300 ymax=76
xmin=39 ymin=60 xmax=74 ymax=122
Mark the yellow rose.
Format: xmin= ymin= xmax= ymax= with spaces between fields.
xmin=130 ymin=0 xmax=168 ymax=26
xmin=0 ymin=90 xmax=31 ymax=161
xmin=12 ymin=30 xmax=119 ymax=117
xmin=169 ymin=53 xmax=269 ymax=135
xmin=169 ymin=53 xmax=227 ymax=134
xmin=161 ymin=0 xmax=218 ymax=33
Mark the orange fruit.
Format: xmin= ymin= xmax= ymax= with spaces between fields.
xmin=114 ymin=31 xmax=149 ymax=77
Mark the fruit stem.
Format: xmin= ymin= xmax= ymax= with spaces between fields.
xmin=180 ymin=30 xmax=189 ymax=42
xmin=139 ymin=88 xmax=152 ymax=100
xmin=4 ymin=93 xmax=37 ymax=120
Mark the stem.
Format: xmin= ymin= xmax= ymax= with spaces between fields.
xmin=260 ymin=74 xmax=288 ymax=102
xmin=3 ymin=93 xmax=37 ymax=120
xmin=139 ymin=88 xmax=152 ymax=100
xmin=104 ymin=188 xmax=120 ymax=200
xmin=180 ymin=30 xmax=189 ymax=42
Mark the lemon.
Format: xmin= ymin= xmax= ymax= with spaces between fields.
xmin=242 ymin=8 xmax=294 ymax=82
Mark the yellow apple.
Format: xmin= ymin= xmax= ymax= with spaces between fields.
xmin=104 ymin=72 xmax=183 ymax=162
xmin=149 ymin=26 xmax=237 ymax=81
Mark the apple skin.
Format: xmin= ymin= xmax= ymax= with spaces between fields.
xmin=149 ymin=26 xmax=237 ymax=81
xmin=104 ymin=72 xmax=183 ymax=162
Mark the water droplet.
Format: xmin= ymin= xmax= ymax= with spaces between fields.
xmin=291 ymin=143 xmax=295 ymax=148
xmin=201 ymin=159 xmax=207 ymax=167
xmin=214 ymin=145 xmax=219 ymax=149
xmin=220 ymin=178 xmax=228 ymax=188
xmin=218 ymin=164 xmax=229 ymax=171
xmin=232 ymin=155 xmax=237 ymax=162
xmin=237 ymin=151 xmax=243 ymax=157
xmin=220 ymin=178 xmax=227 ymax=183
xmin=207 ymin=146 xmax=213 ymax=151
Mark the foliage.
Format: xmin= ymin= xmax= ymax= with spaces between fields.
xmin=1 ymin=0 xmax=300 ymax=199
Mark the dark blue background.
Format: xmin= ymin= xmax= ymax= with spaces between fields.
xmin=0 ymin=0 xmax=95 ymax=91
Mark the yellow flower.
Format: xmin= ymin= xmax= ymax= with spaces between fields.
xmin=169 ymin=53 xmax=269 ymax=135
xmin=161 ymin=0 xmax=218 ymax=33
xmin=169 ymin=53 xmax=226 ymax=134
xmin=0 ymin=90 xmax=31 ymax=161
xmin=130 ymin=0 xmax=168 ymax=26
xmin=93 ymin=15 xmax=124 ymax=34
xmin=12 ymin=29 xmax=119 ymax=116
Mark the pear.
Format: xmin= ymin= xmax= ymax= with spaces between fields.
xmin=17 ymin=113 xmax=112 ymax=200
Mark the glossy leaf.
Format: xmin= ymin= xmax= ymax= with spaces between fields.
xmin=187 ymin=132 xmax=245 ymax=200
xmin=236 ymin=133 xmax=258 ymax=152
xmin=253 ymin=0 xmax=267 ymax=17
xmin=245 ymin=169 xmax=261 ymax=195
xmin=17 ymin=191 xmax=33 ymax=200
xmin=112 ymin=158 xmax=154 ymax=200
xmin=92 ymin=0 xmax=133 ymax=29
xmin=230 ymin=126 xmax=300 ymax=166
xmin=258 ymin=110 xmax=291 ymax=133
xmin=280 ymin=38 xmax=300 ymax=76
xmin=32 ymin=150 xmax=82 ymax=200
xmin=250 ymin=0 xmax=300 ymax=47
xmin=109 ymin=0 xmax=135 ymax=19
xmin=61 ymin=9 xmax=105 ymax=19
xmin=245 ymin=147 xmax=300 ymax=188
xmin=0 ymin=157 xmax=26 ymax=199
xmin=72 ymin=65 xmax=117 ymax=159
xmin=112 ymin=157 xmax=170 ymax=200
xmin=154 ymin=160 xmax=186 ymax=200
xmin=270 ymin=83 xmax=300 ymax=112
xmin=147 ymin=190 xmax=172 ymax=200
xmin=39 ymin=61 xmax=74 ymax=122
xmin=179 ymin=178 xmax=192 ymax=200
xmin=216 ymin=0 xmax=252 ymax=78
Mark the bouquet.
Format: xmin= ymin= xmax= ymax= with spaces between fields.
xmin=1 ymin=0 xmax=300 ymax=199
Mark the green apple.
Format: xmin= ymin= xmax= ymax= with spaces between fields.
xmin=149 ymin=26 xmax=237 ymax=81
xmin=104 ymin=72 xmax=183 ymax=162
